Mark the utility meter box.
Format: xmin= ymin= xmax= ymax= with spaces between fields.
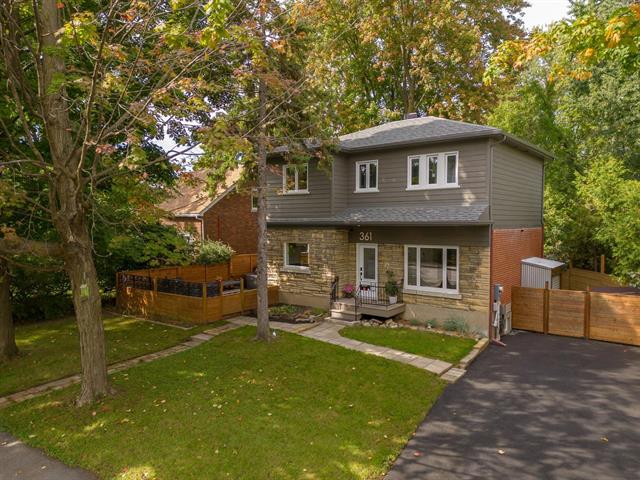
xmin=521 ymin=257 xmax=566 ymax=289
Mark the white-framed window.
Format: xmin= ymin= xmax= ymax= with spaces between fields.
xmin=284 ymin=242 xmax=310 ymax=271
xmin=250 ymin=189 xmax=258 ymax=212
xmin=283 ymin=163 xmax=309 ymax=194
xmin=404 ymin=245 xmax=458 ymax=294
xmin=406 ymin=152 xmax=458 ymax=190
xmin=355 ymin=160 xmax=378 ymax=192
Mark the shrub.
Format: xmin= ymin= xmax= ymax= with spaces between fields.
xmin=269 ymin=304 xmax=299 ymax=316
xmin=443 ymin=316 xmax=469 ymax=334
xmin=195 ymin=240 xmax=235 ymax=265
xmin=384 ymin=270 xmax=399 ymax=297
xmin=426 ymin=318 xmax=439 ymax=329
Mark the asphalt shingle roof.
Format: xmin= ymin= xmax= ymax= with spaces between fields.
xmin=338 ymin=116 xmax=500 ymax=152
xmin=268 ymin=204 xmax=490 ymax=226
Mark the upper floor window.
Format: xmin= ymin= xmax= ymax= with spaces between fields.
xmin=283 ymin=163 xmax=309 ymax=194
xmin=355 ymin=160 xmax=378 ymax=192
xmin=250 ymin=189 xmax=258 ymax=212
xmin=407 ymin=152 xmax=458 ymax=190
xmin=405 ymin=245 xmax=458 ymax=294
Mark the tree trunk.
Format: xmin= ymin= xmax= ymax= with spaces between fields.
xmin=255 ymin=6 xmax=270 ymax=342
xmin=63 ymin=231 xmax=110 ymax=405
xmin=0 ymin=258 xmax=18 ymax=361
xmin=38 ymin=0 xmax=110 ymax=404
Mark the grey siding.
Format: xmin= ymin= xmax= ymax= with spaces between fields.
xmin=348 ymin=225 xmax=490 ymax=246
xmin=345 ymin=140 xmax=490 ymax=208
xmin=491 ymin=142 xmax=544 ymax=228
xmin=331 ymin=154 xmax=349 ymax=214
xmin=266 ymin=159 xmax=332 ymax=219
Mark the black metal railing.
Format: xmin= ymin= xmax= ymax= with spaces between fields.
xmin=120 ymin=274 xmax=153 ymax=291
xmin=356 ymin=283 xmax=403 ymax=306
xmin=330 ymin=276 xmax=339 ymax=304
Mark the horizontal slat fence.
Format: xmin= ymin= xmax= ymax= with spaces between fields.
xmin=560 ymin=267 xmax=621 ymax=291
xmin=116 ymin=254 xmax=277 ymax=324
xmin=512 ymin=286 xmax=640 ymax=347
xmin=126 ymin=254 xmax=258 ymax=283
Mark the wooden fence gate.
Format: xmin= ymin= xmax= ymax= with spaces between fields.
xmin=512 ymin=286 xmax=640 ymax=347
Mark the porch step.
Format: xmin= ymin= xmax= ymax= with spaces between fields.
xmin=329 ymin=309 xmax=362 ymax=322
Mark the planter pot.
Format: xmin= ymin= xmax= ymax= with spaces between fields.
xmin=388 ymin=296 xmax=397 ymax=305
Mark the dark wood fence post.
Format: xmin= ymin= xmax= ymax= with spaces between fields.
xmin=202 ymin=281 xmax=207 ymax=322
xmin=584 ymin=286 xmax=591 ymax=340
xmin=543 ymin=281 xmax=550 ymax=334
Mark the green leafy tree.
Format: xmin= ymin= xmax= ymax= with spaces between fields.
xmin=0 ymin=0 xmax=227 ymax=404
xmin=303 ymin=0 xmax=528 ymax=129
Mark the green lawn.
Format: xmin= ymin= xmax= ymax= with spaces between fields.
xmin=340 ymin=326 xmax=476 ymax=364
xmin=0 ymin=326 xmax=445 ymax=480
xmin=0 ymin=316 xmax=213 ymax=397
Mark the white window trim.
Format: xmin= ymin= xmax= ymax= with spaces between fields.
xmin=405 ymin=152 xmax=459 ymax=190
xmin=354 ymin=160 xmax=379 ymax=193
xmin=403 ymin=245 xmax=459 ymax=295
xmin=250 ymin=189 xmax=258 ymax=212
xmin=283 ymin=242 xmax=310 ymax=273
xmin=282 ymin=164 xmax=309 ymax=195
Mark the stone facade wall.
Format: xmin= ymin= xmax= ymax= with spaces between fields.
xmin=267 ymin=227 xmax=354 ymax=307
xmin=268 ymin=226 xmax=490 ymax=332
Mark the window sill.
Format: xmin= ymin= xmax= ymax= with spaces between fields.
xmin=282 ymin=190 xmax=310 ymax=195
xmin=405 ymin=184 xmax=460 ymax=191
xmin=403 ymin=288 xmax=462 ymax=300
xmin=251 ymin=208 xmax=258 ymax=213
xmin=353 ymin=189 xmax=379 ymax=193
xmin=282 ymin=266 xmax=311 ymax=274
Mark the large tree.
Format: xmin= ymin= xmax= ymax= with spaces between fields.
xmin=302 ymin=0 xmax=528 ymax=130
xmin=0 ymin=0 xmax=224 ymax=404
xmin=485 ymin=0 xmax=640 ymax=281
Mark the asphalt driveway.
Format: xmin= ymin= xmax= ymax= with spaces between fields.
xmin=386 ymin=331 xmax=640 ymax=480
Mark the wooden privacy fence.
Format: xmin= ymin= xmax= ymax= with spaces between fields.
xmin=512 ymin=286 xmax=640 ymax=347
xmin=116 ymin=254 xmax=278 ymax=324
xmin=560 ymin=267 xmax=621 ymax=291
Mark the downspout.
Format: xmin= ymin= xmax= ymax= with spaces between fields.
xmin=488 ymin=135 xmax=508 ymax=344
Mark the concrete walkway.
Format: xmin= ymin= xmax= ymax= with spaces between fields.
xmin=228 ymin=317 xmax=466 ymax=380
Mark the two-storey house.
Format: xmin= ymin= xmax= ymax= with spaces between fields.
xmin=266 ymin=116 xmax=550 ymax=334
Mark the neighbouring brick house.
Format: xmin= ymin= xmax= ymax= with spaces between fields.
xmin=265 ymin=116 xmax=549 ymax=335
xmin=160 ymin=169 xmax=258 ymax=254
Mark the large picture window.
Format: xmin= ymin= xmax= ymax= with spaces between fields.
xmin=404 ymin=245 xmax=458 ymax=293
xmin=284 ymin=242 xmax=309 ymax=271
xmin=283 ymin=163 xmax=309 ymax=194
xmin=407 ymin=152 xmax=458 ymax=189
xmin=355 ymin=160 xmax=378 ymax=192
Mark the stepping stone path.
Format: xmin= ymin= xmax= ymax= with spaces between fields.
xmin=228 ymin=317 xmax=488 ymax=382
xmin=0 ymin=321 xmax=242 ymax=409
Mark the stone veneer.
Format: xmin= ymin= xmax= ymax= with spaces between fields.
xmin=268 ymin=226 xmax=491 ymax=333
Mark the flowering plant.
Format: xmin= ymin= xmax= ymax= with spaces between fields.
xmin=342 ymin=283 xmax=355 ymax=298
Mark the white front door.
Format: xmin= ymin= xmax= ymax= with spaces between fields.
xmin=357 ymin=243 xmax=378 ymax=287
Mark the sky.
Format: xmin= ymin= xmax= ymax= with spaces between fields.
xmin=522 ymin=0 xmax=572 ymax=30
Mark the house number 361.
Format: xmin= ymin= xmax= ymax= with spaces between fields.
xmin=359 ymin=231 xmax=373 ymax=241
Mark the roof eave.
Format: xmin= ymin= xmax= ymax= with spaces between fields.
xmin=267 ymin=219 xmax=493 ymax=227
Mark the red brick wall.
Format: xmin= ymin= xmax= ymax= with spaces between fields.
xmin=163 ymin=217 xmax=202 ymax=241
xmin=202 ymin=192 xmax=258 ymax=254
xmin=491 ymin=227 xmax=543 ymax=304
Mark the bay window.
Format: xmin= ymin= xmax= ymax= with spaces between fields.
xmin=404 ymin=245 xmax=458 ymax=293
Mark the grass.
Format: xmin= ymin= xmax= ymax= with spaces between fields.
xmin=340 ymin=326 xmax=476 ymax=364
xmin=0 ymin=316 xmax=214 ymax=397
xmin=0 ymin=326 xmax=445 ymax=480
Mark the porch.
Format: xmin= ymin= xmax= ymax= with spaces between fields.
xmin=330 ymin=282 xmax=406 ymax=322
